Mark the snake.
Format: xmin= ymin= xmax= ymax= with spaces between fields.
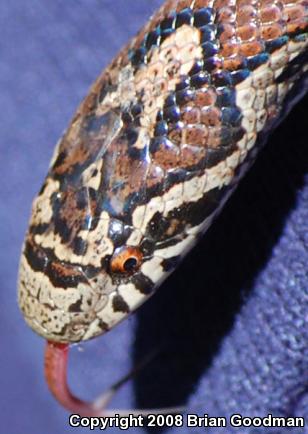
xmin=18 ymin=0 xmax=308 ymax=416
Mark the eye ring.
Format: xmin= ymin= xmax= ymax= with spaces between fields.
xmin=110 ymin=246 xmax=143 ymax=275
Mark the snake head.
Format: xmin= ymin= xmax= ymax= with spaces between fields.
xmin=17 ymin=30 xmax=211 ymax=342
xmin=17 ymin=154 xmax=171 ymax=343
xmin=17 ymin=103 xmax=188 ymax=343
xmin=17 ymin=0 xmax=308 ymax=346
xmin=18 ymin=215 xmax=160 ymax=343
xmin=18 ymin=182 xmax=162 ymax=343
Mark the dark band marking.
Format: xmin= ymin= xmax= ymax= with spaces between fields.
xmin=68 ymin=299 xmax=83 ymax=313
xmin=131 ymin=273 xmax=154 ymax=295
xmin=24 ymin=239 xmax=48 ymax=274
xmin=24 ymin=238 xmax=95 ymax=290
xmin=112 ymin=294 xmax=130 ymax=313
xmin=161 ymin=255 xmax=182 ymax=272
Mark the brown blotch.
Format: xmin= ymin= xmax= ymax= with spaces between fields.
xmin=239 ymin=41 xmax=264 ymax=57
xmin=113 ymin=153 xmax=134 ymax=179
xmin=182 ymin=107 xmax=201 ymax=124
xmin=237 ymin=5 xmax=257 ymax=26
xmin=184 ymin=125 xmax=209 ymax=146
xmin=53 ymin=143 xmax=93 ymax=176
xmin=180 ymin=144 xmax=206 ymax=167
xmin=220 ymin=42 xmax=240 ymax=57
xmin=168 ymin=124 xmax=184 ymax=147
xmin=201 ymin=107 xmax=222 ymax=127
xmin=260 ymin=5 xmax=282 ymax=23
xmin=261 ymin=23 xmax=284 ymax=40
xmin=223 ymin=56 xmax=244 ymax=71
xmin=237 ymin=24 xmax=259 ymax=41
xmin=59 ymin=188 xmax=95 ymax=240
xmin=153 ymin=144 xmax=180 ymax=171
xmin=130 ymin=160 xmax=153 ymax=190
xmin=50 ymin=261 xmax=82 ymax=279
xmin=52 ymin=107 xmax=116 ymax=177
xmin=105 ymin=146 xmax=150 ymax=200
xmin=195 ymin=88 xmax=217 ymax=107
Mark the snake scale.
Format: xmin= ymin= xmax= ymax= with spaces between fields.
xmin=18 ymin=0 xmax=307 ymax=414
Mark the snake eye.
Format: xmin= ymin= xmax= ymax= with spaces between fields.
xmin=110 ymin=247 xmax=143 ymax=275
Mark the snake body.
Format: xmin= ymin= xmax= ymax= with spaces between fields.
xmin=18 ymin=0 xmax=308 ymax=343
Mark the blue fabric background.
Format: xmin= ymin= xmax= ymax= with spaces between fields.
xmin=0 ymin=1 xmax=307 ymax=433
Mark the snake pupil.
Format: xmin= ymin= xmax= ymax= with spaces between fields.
xmin=123 ymin=257 xmax=138 ymax=272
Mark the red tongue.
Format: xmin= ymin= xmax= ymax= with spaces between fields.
xmin=44 ymin=340 xmax=111 ymax=416
xmin=44 ymin=340 xmax=185 ymax=417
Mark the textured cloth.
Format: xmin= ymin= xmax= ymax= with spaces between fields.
xmin=0 ymin=1 xmax=307 ymax=434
